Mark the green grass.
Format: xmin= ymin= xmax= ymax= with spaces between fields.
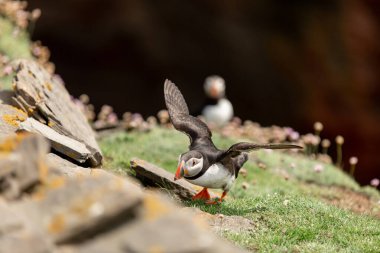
xmin=209 ymin=196 xmax=380 ymax=253
xmin=100 ymin=127 xmax=380 ymax=253
xmin=0 ymin=16 xmax=32 ymax=59
xmin=0 ymin=15 xmax=32 ymax=89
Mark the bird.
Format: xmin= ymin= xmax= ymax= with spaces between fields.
xmin=164 ymin=79 xmax=302 ymax=204
xmin=201 ymin=75 xmax=233 ymax=126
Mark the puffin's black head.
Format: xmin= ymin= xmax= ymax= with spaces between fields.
xmin=174 ymin=151 xmax=203 ymax=180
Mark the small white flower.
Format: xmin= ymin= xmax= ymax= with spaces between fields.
xmin=349 ymin=157 xmax=358 ymax=165
xmin=314 ymin=122 xmax=324 ymax=132
xmin=290 ymin=131 xmax=300 ymax=141
xmin=370 ymin=178 xmax=379 ymax=187
xmin=314 ymin=164 xmax=324 ymax=173
xmin=3 ymin=65 xmax=12 ymax=75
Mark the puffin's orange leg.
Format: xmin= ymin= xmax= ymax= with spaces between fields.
xmin=220 ymin=191 xmax=227 ymax=201
xmin=192 ymin=187 xmax=211 ymax=201
xmin=206 ymin=191 xmax=228 ymax=205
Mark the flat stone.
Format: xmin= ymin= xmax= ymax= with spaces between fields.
xmin=19 ymin=117 xmax=95 ymax=164
xmin=46 ymin=153 xmax=91 ymax=177
xmin=46 ymin=152 xmax=119 ymax=179
xmin=22 ymin=173 xmax=143 ymax=244
xmin=13 ymin=60 xmax=102 ymax=166
xmin=130 ymin=158 xmax=198 ymax=200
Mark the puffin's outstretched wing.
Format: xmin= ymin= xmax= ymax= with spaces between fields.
xmin=164 ymin=79 xmax=212 ymax=144
xmin=221 ymin=142 xmax=302 ymax=160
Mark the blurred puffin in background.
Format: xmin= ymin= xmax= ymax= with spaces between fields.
xmin=201 ymin=75 xmax=234 ymax=126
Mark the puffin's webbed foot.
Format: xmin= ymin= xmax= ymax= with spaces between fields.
xmin=205 ymin=191 xmax=227 ymax=205
xmin=205 ymin=198 xmax=221 ymax=205
xmin=192 ymin=187 xmax=211 ymax=201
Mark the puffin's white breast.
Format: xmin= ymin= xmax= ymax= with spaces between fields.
xmin=202 ymin=98 xmax=233 ymax=126
xmin=186 ymin=163 xmax=235 ymax=190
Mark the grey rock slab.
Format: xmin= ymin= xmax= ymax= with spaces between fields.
xmin=46 ymin=153 xmax=92 ymax=177
xmin=76 ymin=215 xmax=215 ymax=253
xmin=22 ymin=173 xmax=143 ymax=244
xmin=19 ymin=117 xmax=94 ymax=164
xmin=46 ymin=153 xmax=118 ymax=179
xmin=130 ymin=158 xmax=198 ymax=200
xmin=59 ymin=194 xmax=249 ymax=253
xmin=13 ymin=59 xmax=102 ymax=166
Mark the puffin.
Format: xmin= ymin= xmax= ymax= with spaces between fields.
xmin=164 ymin=79 xmax=302 ymax=204
xmin=201 ymin=75 xmax=233 ymax=126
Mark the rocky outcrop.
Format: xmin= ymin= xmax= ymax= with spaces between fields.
xmin=0 ymin=58 xmax=103 ymax=167
xmin=13 ymin=60 xmax=102 ymax=166
xmin=0 ymin=134 xmax=248 ymax=253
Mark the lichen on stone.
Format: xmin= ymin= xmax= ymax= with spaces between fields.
xmin=143 ymin=195 xmax=170 ymax=221
xmin=0 ymin=132 xmax=28 ymax=152
xmin=1 ymin=105 xmax=27 ymax=127
xmin=44 ymin=82 xmax=53 ymax=91
xmin=48 ymin=213 xmax=66 ymax=234
xmin=38 ymin=157 xmax=49 ymax=182
xmin=46 ymin=176 xmax=66 ymax=190
xmin=2 ymin=113 xmax=26 ymax=126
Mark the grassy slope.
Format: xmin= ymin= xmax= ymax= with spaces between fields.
xmin=100 ymin=127 xmax=380 ymax=253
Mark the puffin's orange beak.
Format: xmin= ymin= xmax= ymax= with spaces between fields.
xmin=210 ymin=84 xmax=219 ymax=99
xmin=174 ymin=160 xmax=185 ymax=181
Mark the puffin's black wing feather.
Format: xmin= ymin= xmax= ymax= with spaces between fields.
xmin=164 ymin=79 xmax=189 ymax=116
xmin=164 ymin=79 xmax=212 ymax=143
xmin=221 ymin=142 xmax=302 ymax=159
